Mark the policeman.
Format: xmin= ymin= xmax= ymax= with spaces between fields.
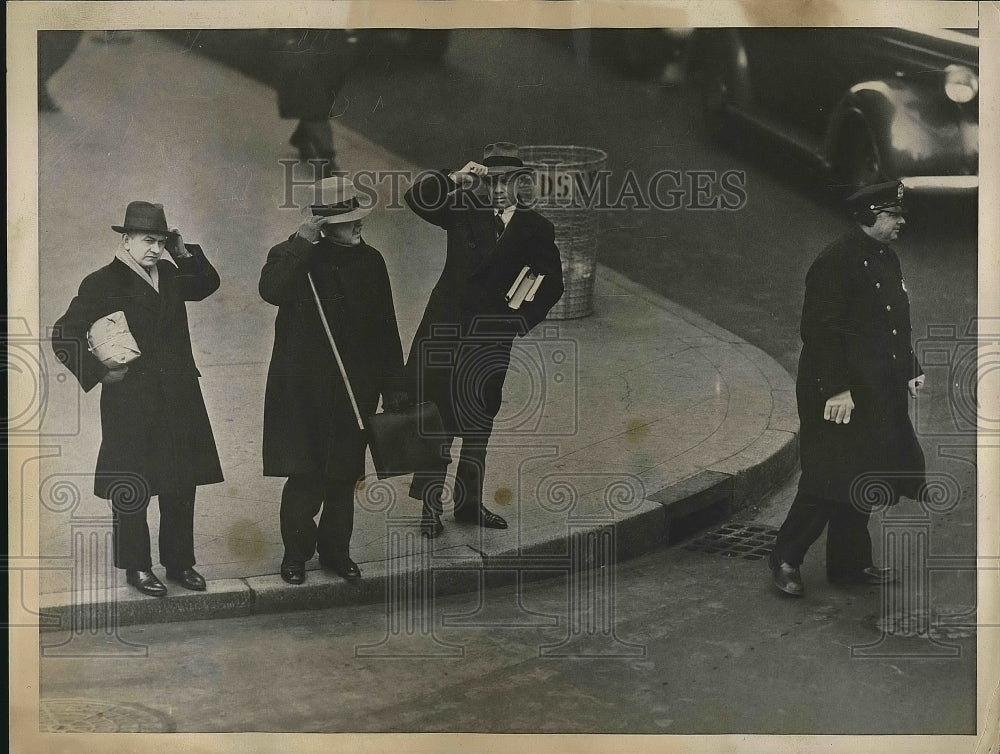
xmin=770 ymin=181 xmax=926 ymax=596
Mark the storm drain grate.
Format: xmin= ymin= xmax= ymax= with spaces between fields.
xmin=684 ymin=523 xmax=778 ymax=561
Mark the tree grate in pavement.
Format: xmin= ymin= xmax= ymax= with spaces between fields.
xmin=683 ymin=523 xmax=778 ymax=560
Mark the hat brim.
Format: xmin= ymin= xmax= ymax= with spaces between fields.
xmin=485 ymin=165 xmax=532 ymax=177
xmin=302 ymin=205 xmax=373 ymax=224
xmin=111 ymin=225 xmax=178 ymax=237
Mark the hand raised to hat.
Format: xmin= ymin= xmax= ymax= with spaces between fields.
xmin=296 ymin=215 xmax=327 ymax=244
xmin=166 ymin=227 xmax=193 ymax=259
xmin=449 ymin=161 xmax=488 ymax=189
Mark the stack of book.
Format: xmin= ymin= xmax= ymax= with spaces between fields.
xmin=505 ymin=266 xmax=545 ymax=310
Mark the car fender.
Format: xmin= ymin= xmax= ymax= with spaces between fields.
xmin=825 ymin=78 xmax=978 ymax=178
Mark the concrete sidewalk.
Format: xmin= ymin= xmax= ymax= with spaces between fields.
xmin=32 ymin=32 xmax=798 ymax=629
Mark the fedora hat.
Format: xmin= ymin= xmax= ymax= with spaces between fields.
xmin=483 ymin=142 xmax=531 ymax=177
xmin=111 ymin=201 xmax=178 ymax=237
xmin=305 ymin=176 xmax=373 ymax=224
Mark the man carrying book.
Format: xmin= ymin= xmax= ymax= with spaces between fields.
xmin=404 ymin=142 xmax=564 ymax=537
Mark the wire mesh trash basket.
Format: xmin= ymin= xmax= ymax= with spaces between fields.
xmin=520 ymin=145 xmax=608 ymax=320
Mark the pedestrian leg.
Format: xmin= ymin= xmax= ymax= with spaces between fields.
xmin=774 ymin=491 xmax=837 ymax=567
xmin=280 ymin=474 xmax=326 ymax=561
xmin=110 ymin=483 xmax=153 ymax=571
xmin=157 ymin=486 xmax=197 ymax=571
xmin=317 ymin=476 xmax=357 ymax=563
xmin=826 ymin=502 xmax=874 ymax=580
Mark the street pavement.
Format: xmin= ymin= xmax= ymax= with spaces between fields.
xmin=26 ymin=30 xmax=986 ymax=743
xmin=31 ymin=32 xmax=797 ymax=626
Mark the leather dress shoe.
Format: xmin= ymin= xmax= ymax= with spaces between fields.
xmin=829 ymin=566 xmax=896 ymax=586
xmin=321 ymin=557 xmax=362 ymax=581
xmin=166 ymin=567 xmax=206 ymax=591
xmin=421 ymin=508 xmax=444 ymax=539
xmin=280 ymin=558 xmax=306 ymax=585
xmin=454 ymin=506 xmax=508 ymax=530
xmin=125 ymin=569 xmax=167 ymax=597
xmin=768 ymin=551 xmax=804 ymax=597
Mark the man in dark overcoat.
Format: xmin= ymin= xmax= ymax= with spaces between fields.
xmin=260 ymin=176 xmax=409 ymax=585
xmin=51 ymin=201 xmax=223 ymax=597
xmin=404 ymin=142 xmax=565 ymax=537
xmin=770 ymin=181 xmax=926 ymax=596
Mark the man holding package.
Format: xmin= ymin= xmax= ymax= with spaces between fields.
xmin=260 ymin=176 xmax=409 ymax=585
xmin=404 ymin=142 xmax=564 ymax=538
xmin=51 ymin=201 xmax=223 ymax=597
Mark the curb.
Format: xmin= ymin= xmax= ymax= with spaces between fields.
xmin=40 ymin=330 xmax=798 ymax=633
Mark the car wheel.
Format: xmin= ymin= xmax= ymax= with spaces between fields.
xmin=835 ymin=123 xmax=885 ymax=195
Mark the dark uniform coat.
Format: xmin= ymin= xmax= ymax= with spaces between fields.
xmin=797 ymin=225 xmax=925 ymax=505
xmin=403 ymin=170 xmax=564 ymax=434
xmin=51 ymin=247 xmax=224 ymax=499
xmin=259 ymin=234 xmax=406 ymax=479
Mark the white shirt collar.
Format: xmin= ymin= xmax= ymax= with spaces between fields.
xmin=496 ymin=205 xmax=516 ymax=227
xmin=115 ymin=246 xmax=159 ymax=292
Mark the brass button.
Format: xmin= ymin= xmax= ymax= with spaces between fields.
xmin=864 ymin=260 xmax=869 ymax=267
xmin=886 ymin=305 xmax=892 ymax=311
xmin=892 ymin=328 xmax=898 ymax=335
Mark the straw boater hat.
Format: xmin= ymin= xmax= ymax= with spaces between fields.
xmin=111 ymin=201 xmax=178 ymax=237
xmin=306 ymin=177 xmax=373 ymax=224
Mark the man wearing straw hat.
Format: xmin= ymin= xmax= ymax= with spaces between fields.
xmin=260 ymin=176 xmax=409 ymax=585
xmin=51 ymin=201 xmax=223 ymax=598
xmin=404 ymin=142 xmax=565 ymax=538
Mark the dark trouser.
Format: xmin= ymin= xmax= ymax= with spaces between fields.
xmin=409 ymin=432 xmax=490 ymax=519
xmin=280 ymin=474 xmax=356 ymax=563
xmin=773 ymin=491 xmax=874 ymax=578
xmin=111 ymin=485 xmax=196 ymax=572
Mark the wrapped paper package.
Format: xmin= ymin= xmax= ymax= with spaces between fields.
xmin=87 ymin=310 xmax=141 ymax=368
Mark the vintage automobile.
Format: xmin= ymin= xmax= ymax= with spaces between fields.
xmin=692 ymin=27 xmax=979 ymax=193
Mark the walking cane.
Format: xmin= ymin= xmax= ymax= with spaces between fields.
xmin=307 ymin=272 xmax=365 ymax=432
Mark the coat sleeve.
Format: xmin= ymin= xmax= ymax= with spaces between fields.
xmin=374 ymin=257 xmax=408 ymax=398
xmin=800 ymin=253 xmax=852 ymax=398
xmin=259 ymin=234 xmax=316 ymax=306
xmin=404 ymin=170 xmax=458 ymax=230
xmin=172 ymin=244 xmax=221 ymax=301
xmin=50 ymin=272 xmax=111 ymax=392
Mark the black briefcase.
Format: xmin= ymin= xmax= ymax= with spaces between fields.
xmin=367 ymin=401 xmax=447 ymax=480
xmin=307 ymin=272 xmax=447 ymax=480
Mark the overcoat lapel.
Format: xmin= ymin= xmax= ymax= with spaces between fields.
xmin=473 ymin=208 xmax=525 ymax=276
xmin=110 ymin=258 xmax=160 ymax=313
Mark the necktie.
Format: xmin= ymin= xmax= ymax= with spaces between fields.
xmin=494 ymin=211 xmax=505 ymax=239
